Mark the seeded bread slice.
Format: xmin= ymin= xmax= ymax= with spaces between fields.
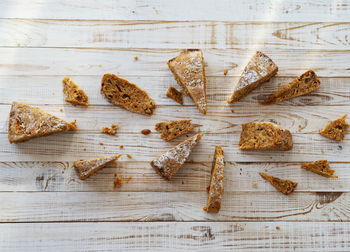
xmin=155 ymin=120 xmax=195 ymax=141
xmin=259 ymin=172 xmax=298 ymax=195
xmin=62 ymin=77 xmax=89 ymax=106
xmin=301 ymin=160 xmax=337 ymax=178
xmin=319 ymin=114 xmax=349 ymax=141
xmin=74 ymin=155 xmax=119 ymax=180
xmin=166 ymin=86 xmax=184 ymax=105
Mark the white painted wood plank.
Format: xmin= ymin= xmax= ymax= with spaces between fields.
xmin=1 ymin=222 xmax=349 ymax=251
xmin=0 ymin=0 xmax=349 ymax=22
xmin=0 ymin=161 xmax=348 ymax=192
xmin=0 ymin=191 xmax=347 ymax=222
xmin=1 ymin=20 xmax=350 ymax=50
xmin=0 ymin=48 xmax=348 ymax=77
xmin=1 ymin=76 xmax=349 ymax=106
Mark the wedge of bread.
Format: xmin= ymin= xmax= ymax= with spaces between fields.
xmin=319 ymin=114 xmax=349 ymax=141
xmin=155 ymin=120 xmax=195 ymax=141
xmin=166 ymin=86 xmax=184 ymax=105
xmin=62 ymin=77 xmax=89 ymax=106
xmin=301 ymin=160 xmax=337 ymax=178
xmin=74 ymin=155 xmax=119 ymax=180
xmin=259 ymin=172 xmax=298 ymax=195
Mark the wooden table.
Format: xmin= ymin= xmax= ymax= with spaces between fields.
xmin=0 ymin=1 xmax=350 ymax=251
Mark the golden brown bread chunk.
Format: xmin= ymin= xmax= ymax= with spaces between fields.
xmin=259 ymin=172 xmax=298 ymax=195
xmin=239 ymin=122 xmax=293 ymax=151
xmin=261 ymin=70 xmax=320 ymax=105
xmin=101 ymin=124 xmax=119 ymax=136
xmin=301 ymin=160 xmax=338 ymax=178
xmin=101 ymin=73 xmax=156 ymax=115
xmin=150 ymin=133 xmax=203 ymax=180
xmin=62 ymin=77 xmax=89 ymax=106
xmin=227 ymin=51 xmax=278 ymax=104
xmin=319 ymin=114 xmax=349 ymax=141
xmin=166 ymin=86 xmax=184 ymax=105
xmin=203 ymin=146 xmax=224 ymax=213
xmin=74 ymin=155 xmax=119 ymax=180
xmin=168 ymin=49 xmax=207 ymax=114
xmin=8 ymin=102 xmax=77 ymax=143
xmin=155 ymin=120 xmax=195 ymax=141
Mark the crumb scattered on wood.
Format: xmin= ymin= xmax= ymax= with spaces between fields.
xmin=134 ymin=56 xmax=139 ymax=61
xmin=60 ymin=109 xmax=64 ymax=112
xmin=101 ymin=124 xmax=119 ymax=135
xmin=113 ymin=175 xmax=132 ymax=189
xmin=223 ymin=69 xmax=228 ymax=76
xmin=83 ymin=148 xmax=86 ymax=151
xmin=99 ymin=142 xmax=104 ymax=146
xmin=118 ymin=145 xmax=124 ymax=149
xmin=276 ymin=226 xmax=280 ymax=230
xmin=252 ymin=183 xmax=258 ymax=188
xmin=141 ymin=129 xmax=151 ymax=135
xmin=126 ymin=154 xmax=132 ymax=159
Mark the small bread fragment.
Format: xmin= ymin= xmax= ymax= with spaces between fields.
xmin=74 ymin=155 xmax=119 ymax=180
xmin=150 ymin=133 xmax=203 ymax=180
xmin=301 ymin=160 xmax=338 ymax=178
xmin=259 ymin=172 xmax=298 ymax=195
xmin=155 ymin=120 xmax=195 ymax=141
xmin=261 ymin=70 xmax=320 ymax=105
xmin=168 ymin=49 xmax=207 ymax=114
xmin=8 ymin=101 xmax=77 ymax=143
xmin=203 ymin=146 xmax=225 ymax=213
xmin=239 ymin=122 xmax=293 ymax=151
xmin=319 ymin=114 xmax=349 ymax=141
xmin=62 ymin=77 xmax=89 ymax=106
xmin=166 ymin=86 xmax=184 ymax=105
xmin=227 ymin=51 xmax=278 ymax=104
xmin=101 ymin=124 xmax=119 ymax=136
xmin=101 ymin=73 xmax=156 ymax=115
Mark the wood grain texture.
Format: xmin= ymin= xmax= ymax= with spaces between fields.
xmin=1 ymin=0 xmax=350 ymax=22
xmin=1 ymin=20 xmax=350 ymax=50
xmin=1 ymin=222 xmax=349 ymax=251
xmin=0 ymin=161 xmax=348 ymax=192
xmin=0 ymin=48 xmax=349 ymax=77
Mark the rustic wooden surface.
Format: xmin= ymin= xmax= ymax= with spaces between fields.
xmin=0 ymin=1 xmax=350 ymax=251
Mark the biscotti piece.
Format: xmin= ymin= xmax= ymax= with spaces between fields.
xmin=62 ymin=77 xmax=89 ymax=106
xmin=239 ymin=122 xmax=293 ymax=151
xmin=8 ymin=102 xmax=77 ymax=143
xmin=227 ymin=51 xmax=278 ymax=104
xmin=319 ymin=114 xmax=349 ymax=141
xmin=261 ymin=70 xmax=320 ymax=105
xmin=74 ymin=155 xmax=119 ymax=180
xmin=150 ymin=133 xmax=203 ymax=180
xmin=168 ymin=49 xmax=207 ymax=114
xmin=259 ymin=172 xmax=298 ymax=195
xmin=301 ymin=160 xmax=337 ymax=178
xmin=203 ymin=146 xmax=224 ymax=213
xmin=166 ymin=86 xmax=184 ymax=105
xmin=155 ymin=120 xmax=195 ymax=141
xmin=101 ymin=73 xmax=156 ymax=115
xmin=101 ymin=124 xmax=119 ymax=136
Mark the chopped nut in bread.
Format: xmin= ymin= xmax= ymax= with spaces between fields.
xmin=101 ymin=73 xmax=156 ymax=115
xmin=166 ymin=86 xmax=184 ymax=105
xmin=8 ymin=101 xmax=77 ymax=143
xmin=62 ymin=77 xmax=89 ymax=106
xmin=155 ymin=120 xmax=195 ymax=141
xmin=259 ymin=172 xmax=297 ymax=195
xmin=101 ymin=124 xmax=119 ymax=136
xmin=227 ymin=51 xmax=278 ymax=104
xmin=319 ymin=114 xmax=349 ymax=141
xmin=74 ymin=155 xmax=119 ymax=180
xmin=301 ymin=160 xmax=338 ymax=178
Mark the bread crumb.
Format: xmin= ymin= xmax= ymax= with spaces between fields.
xmin=60 ymin=109 xmax=64 ymax=112
xmin=141 ymin=129 xmax=151 ymax=135
xmin=101 ymin=124 xmax=119 ymax=136
xmin=118 ymin=145 xmax=124 ymax=149
xmin=223 ymin=69 xmax=228 ymax=76
xmin=83 ymin=148 xmax=87 ymax=151
xmin=134 ymin=56 xmax=139 ymax=61
xmin=276 ymin=226 xmax=280 ymax=230
xmin=113 ymin=175 xmax=132 ymax=189
xmin=252 ymin=183 xmax=258 ymax=188
xmin=126 ymin=154 xmax=132 ymax=159
xmin=99 ymin=142 xmax=104 ymax=146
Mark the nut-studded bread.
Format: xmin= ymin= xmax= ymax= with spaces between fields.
xmin=62 ymin=77 xmax=89 ymax=106
xmin=74 ymin=155 xmax=119 ymax=180
xmin=301 ymin=160 xmax=338 ymax=178
xmin=155 ymin=120 xmax=195 ymax=141
xmin=259 ymin=172 xmax=298 ymax=195
xmin=319 ymin=114 xmax=349 ymax=141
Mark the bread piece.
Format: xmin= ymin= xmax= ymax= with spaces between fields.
xmin=319 ymin=114 xmax=349 ymax=141
xmin=168 ymin=49 xmax=207 ymax=114
xmin=227 ymin=51 xmax=278 ymax=104
xmin=101 ymin=73 xmax=156 ymax=115
xmin=239 ymin=122 xmax=293 ymax=151
xmin=261 ymin=70 xmax=320 ymax=105
xmin=166 ymin=86 xmax=184 ymax=105
xmin=301 ymin=160 xmax=338 ymax=178
xmin=101 ymin=124 xmax=119 ymax=135
xmin=203 ymin=146 xmax=224 ymax=213
xmin=74 ymin=155 xmax=119 ymax=180
xmin=259 ymin=172 xmax=297 ymax=195
xmin=8 ymin=101 xmax=77 ymax=143
xmin=150 ymin=133 xmax=203 ymax=180
xmin=62 ymin=77 xmax=89 ymax=106
xmin=155 ymin=120 xmax=195 ymax=141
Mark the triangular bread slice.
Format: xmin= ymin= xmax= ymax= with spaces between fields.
xmin=62 ymin=77 xmax=89 ymax=106
xmin=74 ymin=155 xmax=119 ymax=180
xmin=101 ymin=73 xmax=156 ymax=115
xmin=166 ymin=86 xmax=184 ymax=105
xmin=167 ymin=50 xmax=207 ymax=114
xmin=239 ymin=122 xmax=293 ymax=151
xmin=259 ymin=172 xmax=297 ymax=195
xmin=155 ymin=120 xmax=196 ymax=141
xmin=319 ymin=114 xmax=349 ymax=141
xmin=151 ymin=133 xmax=203 ymax=180
xmin=203 ymin=146 xmax=224 ymax=213
xmin=301 ymin=160 xmax=337 ymax=178
xmin=261 ymin=70 xmax=320 ymax=105
xmin=227 ymin=51 xmax=278 ymax=104
xmin=8 ymin=101 xmax=77 ymax=143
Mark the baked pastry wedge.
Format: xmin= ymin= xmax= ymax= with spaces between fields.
xmin=101 ymin=73 xmax=156 ymax=115
xmin=239 ymin=122 xmax=293 ymax=151
xmin=227 ymin=51 xmax=278 ymax=103
xmin=261 ymin=70 xmax=320 ymax=105
xmin=62 ymin=77 xmax=89 ymax=106
xmin=259 ymin=172 xmax=298 ymax=195
xmin=319 ymin=114 xmax=349 ymax=141
xmin=155 ymin=120 xmax=195 ymax=141
xmin=168 ymin=49 xmax=207 ymax=114
xmin=203 ymin=146 xmax=224 ymax=213
xmin=301 ymin=160 xmax=338 ymax=178
xmin=166 ymin=86 xmax=184 ymax=105
xmin=151 ymin=133 xmax=202 ymax=180
xmin=8 ymin=101 xmax=77 ymax=143
xmin=74 ymin=155 xmax=119 ymax=180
